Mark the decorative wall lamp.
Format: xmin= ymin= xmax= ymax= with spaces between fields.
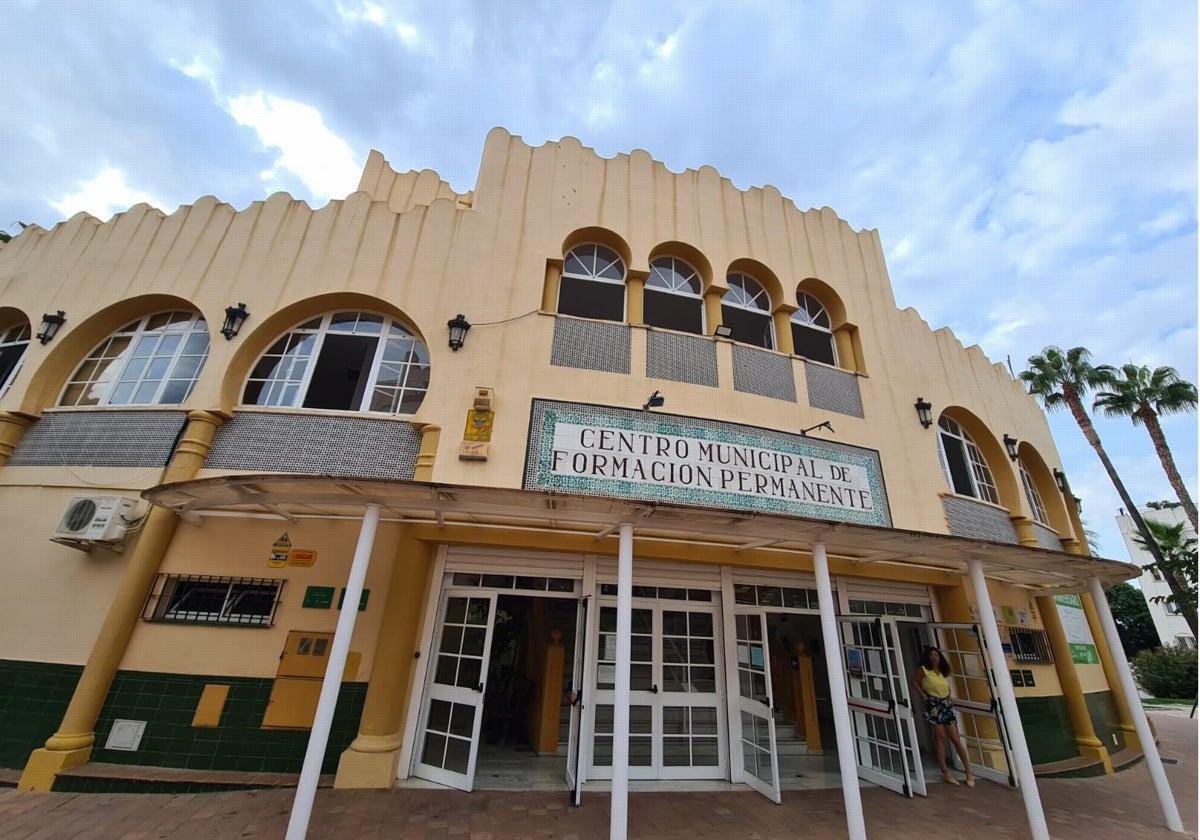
xmin=447 ymin=314 xmax=471 ymax=351
xmin=1073 ymin=496 xmax=1083 ymax=512
xmin=220 ymin=303 xmax=249 ymax=340
xmin=1003 ymin=434 xmax=1019 ymax=461
xmin=914 ymin=397 xmax=933 ymax=429
xmin=1053 ymin=468 xmax=1068 ymax=492
xmin=713 ymin=324 xmax=733 ymax=338
xmin=36 ymin=311 xmax=66 ymax=344
xmin=642 ymin=390 xmax=665 ymax=411
xmin=800 ymin=420 xmax=835 ymax=437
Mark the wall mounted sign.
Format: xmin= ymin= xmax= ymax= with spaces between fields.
xmin=268 ymin=533 xmax=292 ymax=568
xmin=1053 ymin=594 xmax=1099 ymax=664
xmin=287 ymin=549 xmax=318 ymax=568
xmin=525 ymin=400 xmax=891 ymax=527
xmin=303 ymin=586 xmax=335 ymax=609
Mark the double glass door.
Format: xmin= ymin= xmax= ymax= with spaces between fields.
xmin=590 ymin=601 xmax=726 ymax=779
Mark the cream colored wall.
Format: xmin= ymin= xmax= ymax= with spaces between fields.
xmin=119 ymin=517 xmax=398 ymax=679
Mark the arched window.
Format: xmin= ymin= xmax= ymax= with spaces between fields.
xmin=791 ymin=292 xmax=837 ymax=365
xmin=937 ymin=417 xmax=999 ymax=504
xmin=0 ymin=322 xmax=31 ymax=400
xmin=721 ymin=273 xmax=774 ymax=348
xmin=243 ymin=311 xmax=429 ymax=414
xmin=61 ymin=311 xmax=210 ymax=407
xmin=644 ymin=257 xmax=704 ymax=334
xmin=558 ymin=244 xmax=626 ymax=323
xmin=1018 ymin=460 xmax=1049 ymax=525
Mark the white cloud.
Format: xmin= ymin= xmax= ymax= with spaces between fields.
xmin=51 ymin=168 xmax=164 ymax=220
xmin=227 ymin=93 xmax=362 ymax=201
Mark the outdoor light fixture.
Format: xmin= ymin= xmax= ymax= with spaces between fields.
xmin=800 ymin=420 xmax=835 ymax=437
xmin=1073 ymin=495 xmax=1083 ymax=512
xmin=36 ymin=311 xmax=65 ymax=345
xmin=914 ymin=397 xmax=933 ymax=429
xmin=220 ymin=303 xmax=249 ymax=340
xmin=713 ymin=324 xmax=733 ymax=338
xmin=1053 ymin=468 xmax=1067 ymax=492
xmin=1003 ymin=434 xmax=1019 ymax=461
xmin=447 ymin=314 xmax=471 ymax=351
xmin=642 ymin=390 xmax=665 ymax=411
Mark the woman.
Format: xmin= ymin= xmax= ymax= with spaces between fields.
xmin=911 ymin=645 xmax=975 ymax=787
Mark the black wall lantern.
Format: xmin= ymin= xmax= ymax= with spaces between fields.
xmin=447 ymin=314 xmax=471 ymax=351
xmin=914 ymin=397 xmax=933 ymax=429
xmin=1003 ymin=434 xmax=1019 ymax=461
xmin=36 ymin=311 xmax=66 ymax=345
xmin=221 ymin=303 xmax=249 ymax=340
xmin=642 ymin=390 xmax=665 ymax=411
xmin=1053 ymin=468 xmax=1067 ymax=492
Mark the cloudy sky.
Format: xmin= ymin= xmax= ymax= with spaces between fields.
xmin=1 ymin=0 xmax=1195 ymax=561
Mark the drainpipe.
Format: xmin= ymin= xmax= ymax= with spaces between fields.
xmin=286 ymin=502 xmax=381 ymax=840
xmin=811 ymin=541 xmax=866 ymax=840
xmin=610 ymin=522 xmax=634 ymax=840
xmin=1086 ymin=576 xmax=1184 ymax=833
xmin=966 ymin=558 xmax=1048 ymax=840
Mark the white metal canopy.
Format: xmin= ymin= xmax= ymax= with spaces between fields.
xmin=142 ymin=473 xmax=1139 ymax=592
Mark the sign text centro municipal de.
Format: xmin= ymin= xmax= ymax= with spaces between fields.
xmin=525 ymin=401 xmax=891 ymax=527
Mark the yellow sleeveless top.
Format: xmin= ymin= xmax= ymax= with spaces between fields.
xmin=920 ymin=667 xmax=949 ymax=699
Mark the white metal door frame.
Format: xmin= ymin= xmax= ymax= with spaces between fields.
xmin=732 ymin=607 xmax=782 ymax=803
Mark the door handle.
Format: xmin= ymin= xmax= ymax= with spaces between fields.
xmin=478 ymin=683 xmax=485 ymax=693
xmin=650 ymin=684 xmax=659 ymax=694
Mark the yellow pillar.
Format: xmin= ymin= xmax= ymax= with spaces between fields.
xmin=541 ymin=260 xmax=562 ymax=312
xmin=1011 ymin=516 xmax=1039 ymax=548
xmin=704 ymin=288 xmax=724 ymax=336
xmin=412 ymin=424 xmax=441 ymax=482
xmin=335 ymin=531 xmax=435 ymax=788
xmin=0 ymin=410 xmax=35 ymax=467
xmin=1036 ymin=595 xmax=1113 ymax=773
xmin=793 ymin=641 xmax=822 ymax=752
xmin=19 ymin=410 xmax=228 ymax=791
xmin=626 ymin=271 xmax=647 ymax=325
xmin=771 ymin=307 xmax=796 ymax=356
xmin=1079 ymin=592 xmax=1141 ymax=750
xmin=535 ymin=630 xmax=565 ymax=755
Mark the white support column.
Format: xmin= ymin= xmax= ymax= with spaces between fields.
xmin=610 ymin=523 xmax=634 ymax=840
xmin=966 ymin=558 xmax=1048 ymax=840
xmin=1087 ymin=576 xmax=1184 ymax=833
xmin=812 ymin=541 xmax=867 ymax=840
xmin=286 ymin=503 xmax=381 ymax=840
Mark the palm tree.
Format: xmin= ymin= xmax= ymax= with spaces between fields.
xmin=1093 ymin=363 xmax=1198 ymax=530
xmin=1018 ymin=347 xmax=1197 ymax=635
xmin=1132 ymin=518 xmax=1198 ymax=625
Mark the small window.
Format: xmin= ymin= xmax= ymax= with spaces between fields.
xmin=790 ymin=292 xmax=836 ymax=365
xmin=644 ymin=257 xmax=703 ymax=334
xmin=1149 ymin=566 xmax=1164 ymax=581
xmin=243 ymin=311 xmax=430 ymax=414
xmin=1008 ymin=628 xmax=1053 ymax=663
xmin=937 ymin=417 xmax=999 ymax=504
xmin=1019 ymin=460 xmax=1049 ymax=525
xmin=144 ymin=574 xmax=284 ymax=627
xmin=558 ymin=244 xmax=626 ymax=322
xmin=0 ymin=322 xmax=31 ymax=400
xmin=721 ymin=273 xmax=774 ymax=348
xmin=1176 ymin=635 xmax=1196 ymax=649
xmin=61 ymin=312 xmax=210 ymax=407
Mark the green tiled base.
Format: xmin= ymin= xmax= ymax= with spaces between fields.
xmin=1016 ymin=695 xmax=1079 ymax=765
xmin=0 ymin=660 xmax=366 ymax=778
xmin=51 ymin=778 xmax=270 ymax=794
xmin=1084 ymin=690 xmax=1126 ymax=753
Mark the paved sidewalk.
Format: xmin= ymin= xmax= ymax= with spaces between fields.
xmin=1 ymin=713 xmax=1194 ymax=840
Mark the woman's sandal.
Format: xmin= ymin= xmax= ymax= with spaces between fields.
xmin=941 ymin=772 xmax=960 ymax=786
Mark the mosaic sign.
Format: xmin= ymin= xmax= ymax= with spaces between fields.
xmin=525 ymin=400 xmax=891 ymax=527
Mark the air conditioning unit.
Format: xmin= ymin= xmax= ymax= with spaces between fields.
xmin=52 ymin=495 xmax=138 ymax=546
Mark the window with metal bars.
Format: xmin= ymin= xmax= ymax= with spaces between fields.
xmin=143 ymin=574 xmax=284 ymax=627
xmin=1007 ymin=627 xmax=1053 ymax=663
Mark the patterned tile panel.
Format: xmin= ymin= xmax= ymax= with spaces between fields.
xmin=943 ymin=495 xmax=1019 ymax=544
xmin=550 ymin=318 xmax=631 ymax=374
xmin=731 ymin=345 xmax=796 ymax=402
xmin=206 ymin=412 xmax=420 ymax=479
xmin=805 ymin=362 xmax=865 ymax=418
xmin=8 ymin=411 xmax=187 ymax=467
xmin=525 ymin=399 xmax=892 ymax=528
xmin=645 ymin=331 xmax=718 ymax=387
xmin=1032 ymin=522 xmax=1065 ymax=551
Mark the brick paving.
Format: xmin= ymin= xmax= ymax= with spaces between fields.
xmin=0 ymin=713 xmax=1194 ymax=840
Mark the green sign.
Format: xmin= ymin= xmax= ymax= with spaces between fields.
xmin=302 ymin=586 xmax=335 ymax=609
xmin=338 ymin=588 xmax=370 ymax=611
xmin=1055 ymin=594 xmax=1099 ymax=664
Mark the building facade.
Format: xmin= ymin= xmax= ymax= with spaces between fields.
xmin=1117 ymin=506 xmax=1197 ymax=649
xmin=0 ymin=129 xmax=1147 ymax=812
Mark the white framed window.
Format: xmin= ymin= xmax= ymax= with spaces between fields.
xmin=1019 ymin=460 xmax=1049 ymax=524
xmin=558 ymin=244 xmax=626 ymax=322
xmin=790 ymin=292 xmax=837 ymax=365
xmin=937 ymin=417 xmax=999 ymax=504
xmin=0 ymin=322 xmax=31 ymax=400
xmin=144 ymin=574 xmax=284 ymax=627
xmin=243 ymin=311 xmax=430 ymax=414
xmin=60 ymin=311 xmax=210 ymax=407
xmin=644 ymin=257 xmax=704 ymax=334
xmin=721 ymin=273 xmax=774 ymax=348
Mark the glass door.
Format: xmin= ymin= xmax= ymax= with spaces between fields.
xmin=837 ymin=616 xmax=926 ymax=797
xmin=734 ymin=610 xmax=781 ymax=803
xmin=929 ymin=622 xmax=1016 ymax=787
xmin=565 ymin=596 xmax=591 ymax=804
xmin=413 ymin=590 xmax=498 ymax=791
